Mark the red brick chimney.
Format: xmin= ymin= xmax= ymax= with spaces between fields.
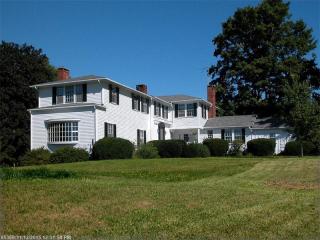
xmin=207 ymin=85 xmax=216 ymax=118
xmin=136 ymin=84 xmax=148 ymax=94
xmin=57 ymin=67 xmax=70 ymax=80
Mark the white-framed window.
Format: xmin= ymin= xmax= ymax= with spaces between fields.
xmin=76 ymin=85 xmax=83 ymax=102
xmin=56 ymin=87 xmax=64 ymax=104
xmin=65 ymin=86 xmax=74 ymax=103
xmin=201 ymin=104 xmax=207 ymax=118
xmin=178 ymin=104 xmax=185 ymax=117
xmin=47 ymin=121 xmax=78 ymax=143
xmin=133 ymin=95 xmax=140 ymax=110
xmin=104 ymin=122 xmax=116 ymax=138
xmin=234 ymin=129 xmax=242 ymax=141
xmin=154 ymin=102 xmax=161 ymax=116
xmin=187 ymin=104 xmax=194 ymax=117
xmin=141 ymin=98 xmax=148 ymax=113
xmin=207 ymin=130 xmax=213 ymax=139
xmin=224 ymin=129 xmax=232 ymax=142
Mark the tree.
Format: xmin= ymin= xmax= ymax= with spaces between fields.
xmin=282 ymin=78 xmax=320 ymax=156
xmin=0 ymin=42 xmax=56 ymax=166
xmin=209 ymin=0 xmax=320 ymax=117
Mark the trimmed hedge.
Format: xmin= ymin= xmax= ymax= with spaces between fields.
xmin=20 ymin=147 xmax=51 ymax=166
xmin=91 ymin=137 xmax=134 ymax=160
xmin=135 ymin=144 xmax=159 ymax=159
xmin=283 ymin=141 xmax=316 ymax=156
xmin=149 ymin=140 xmax=186 ymax=158
xmin=203 ymin=138 xmax=229 ymax=156
xmin=247 ymin=138 xmax=275 ymax=156
xmin=49 ymin=146 xmax=89 ymax=163
xmin=183 ymin=143 xmax=210 ymax=158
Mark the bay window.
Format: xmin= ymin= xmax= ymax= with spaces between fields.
xmin=47 ymin=121 xmax=78 ymax=143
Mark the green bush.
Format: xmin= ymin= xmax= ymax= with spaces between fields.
xmin=283 ymin=141 xmax=316 ymax=156
xmin=183 ymin=144 xmax=210 ymax=158
xmin=203 ymin=138 xmax=229 ymax=156
xmin=247 ymin=138 xmax=275 ymax=156
xmin=49 ymin=146 xmax=89 ymax=163
xmin=135 ymin=144 xmax=159 ymax=159
xmin=20 ymin=147 xmax=51 ymax=166
xmin=228 ymin=140 xmax=244 ymax=156
xmin=91 ymin=137 xmax=134 ymax=160
xmin=149 ymin=140 xmax=186 ymax=158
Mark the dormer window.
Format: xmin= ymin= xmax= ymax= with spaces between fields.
xmin=52 ymin=84 xmax=87 ymax=105
xmin=65 ymin=86 xmax=74 ymax=103
xmin=56 ymin=87 xmax=64 ymax=104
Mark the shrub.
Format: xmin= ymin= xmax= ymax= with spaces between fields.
xmin=135 ymin=144 xmax=159 ymax=159
xmin=20 ymin=147 xmax=51 ymax=166
xmin=149 ymin=140 xmax=186 ymax=158
xmin=283 ymin=141 xmax=316 ymax=156
xmin=91 ymin=137 xmax=134 ymax=160
xmin=183 ymin=144 xmax=210 ymax=158
xmin=49 ymin=146 xmax=89 ymax=163
xmin=228 ymin=140 xmax=244 ymax=156
xmin=203 ymin=138 xmax=229 ymax=156
xmin=247 ymin=138 xmax=275 ymax=156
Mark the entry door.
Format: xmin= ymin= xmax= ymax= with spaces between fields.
xmin=158 ymin=123 xmax=165 ymax=140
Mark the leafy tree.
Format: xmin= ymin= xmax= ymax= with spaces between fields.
xmin=0 ymin=42 xmax=56 ymax=166
xmin=209 ymin=0 xmax=320 ymax=117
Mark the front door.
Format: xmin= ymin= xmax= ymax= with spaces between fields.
xmin=158 ymin=122 xmax=165 ymax=140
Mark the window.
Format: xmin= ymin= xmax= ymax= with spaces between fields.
xmin=187 ymin=103 xmax=197 ymax=117
xmin=164 ymin=106 xmax=168 ymax=119
xmin=65 ymin=86 xmax=74 ymax=103
xmin=109 ymin=85 xmax=119 ymax=104
xmin=201 ymin=104 xmax=207 ymax=118
xmin=104 ymin=123 xmax=116 ymax=138
xmin=76 ymin=84 xmax=87 ymax=102
xmin=224 ymin=129 xmax=232 ymax=142
xmin=207 ymin=130 xmax=213 ymax=139
xmin=47 ymin=121 xmax=78 ymax=143
xmin=154 ymin=101 xmax=161 ymax=116
xmin=132 ymin=94 xmax=140 ymax=111
xmin=178 ymin=104 xmax=185 ymax=117
xmin=269 ymin=133 xmax=276 ymax=139
xmin=56 ymin=87 xmax=64 ymax=104
xmin=234 ymin=129 xmax=242 ymax=141
xmin=141 ymin=98 xmax=149 ymax=113
xmin=183 ymin=134 xmax=189 ymax=142
xmin=137 ymin=129 xmax=146 ymax=146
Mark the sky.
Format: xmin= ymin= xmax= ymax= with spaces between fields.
xmin=1 ymin=0 xmax=319 ymax=99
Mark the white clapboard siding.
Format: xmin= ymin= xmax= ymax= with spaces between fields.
xmin=172 ymin=103 xmax=207 ymax=129
xmin=31 ymin=106 xmax=95 ymax=152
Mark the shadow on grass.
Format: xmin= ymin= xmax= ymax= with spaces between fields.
xmin=0 ymin=167 xmax=77 ymax=180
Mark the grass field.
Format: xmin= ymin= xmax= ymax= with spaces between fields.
xmin=1 ymin=157 xmax=319 ymax=239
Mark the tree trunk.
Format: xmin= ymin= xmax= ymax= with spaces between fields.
xmin=300 ymin=142 xmax=304 ymax=157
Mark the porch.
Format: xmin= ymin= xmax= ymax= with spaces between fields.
xmin=170 ymin=128 xmax=200 ymax=144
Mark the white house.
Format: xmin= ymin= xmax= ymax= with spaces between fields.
xmin=29 ymin=68 xmax=292 ymax=154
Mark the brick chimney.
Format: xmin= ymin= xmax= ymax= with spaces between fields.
xmin=57 ymin=67 xmax=70 ymax=80
xmin=207 ymin=85 xmax=216 ymax=118
xmin=136 ymin=84 xmax=148 ymax=94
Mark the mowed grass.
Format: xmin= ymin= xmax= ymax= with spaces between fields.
xmin=1 ymin=157 xmax=319 ymax=239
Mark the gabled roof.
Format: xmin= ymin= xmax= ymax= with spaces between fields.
xmin=204 ymin=115 xmax=288 ymax=129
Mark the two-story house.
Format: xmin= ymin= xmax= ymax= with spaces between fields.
xmin=29 ymin=67 xmax=292 ymax=154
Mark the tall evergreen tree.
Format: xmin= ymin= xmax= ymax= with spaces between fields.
xmin=209 ymin=0 xmax=320 ymax=117
xmin=0 ymin=42 xmax=56 ymax=166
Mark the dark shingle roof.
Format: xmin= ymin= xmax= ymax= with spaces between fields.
xmin=204 ymin=115 xmax=256 ymax=128
xmin=204 ymin=115 xmax=288 ymax=129
xmin=157 ymin=95 xmax=201 ymax=102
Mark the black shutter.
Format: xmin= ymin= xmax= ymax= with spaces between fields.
xmin=193 ymin=103 xmax=197 ymax=116
xmin=242 ymin=128 xmax=246 ymax=142
xmin=175 ymin=104 xmax=178 ymax=118
xmin=132 ymin=94 xmax=134 ymax=109
xmin=162 ymin=105 xmax=164 ymax=117
xmin=154 ymin=101 xmax=156 ymax=115
xmin=109 ymin=84 xmax=113 ymax=103
xmin=221 ymin=129 xmax=225 ymax=140
xmin=138 ymin=96 xmax=141 ymax=111
xmin=146 ymin=99 xmax=149 ymax=114
xmin=52 ymin=87 xmax=56 ymax=105
xmin=137 ymin=129 xmax=140 ymax=146
xmin=116 ymin=87 xmax=119 ymax=105
xmin=104 ymin=123 xmax=108 ymax=137
xmin=113 ymin=124 xmax=117 ymax=138
xmin=144 ymin=130 xmax=146 ymax=144
xmin=82 ymin=84 xmax=87 ymax=102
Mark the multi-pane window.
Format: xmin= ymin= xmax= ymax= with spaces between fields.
xmin=178 ymin=104 xmax=185 ymax=117
xmin=224 ymin=129 xmax=232 ymax=142
xmin=141 ymin=98 xmax=149 ymax=113
xmin=56 ymin=87 xmax=64 ymax=104
xmin=207 ymin=130 xmax=213 ymax=139
xmin=132 ymin=95 xmax=140 ymax=110
xmin=187 ymin=103 xmax=197 ymax=117
xmin=76 ymin=85 xmax=83 ymax=102
xmin=47 ymin=121 xmax=78 ymax=143
xmin=234 ymin=129 xmax=242 ymax=141
xmin=201 ymin=104 xmax=207 ymax=118
xmin=154 ymin=102 xmax=161 ymax=116
xmin=183 ymin=134 xmax=189 ymax=142
xmin=65 ymin=86 xmax=74 ymax=103
xmin=104 ymin=123 xmax=116 ymax=138
xmin=109 ymin=85 xmax=119 ymax=104
xmin=137 ymin=129 xmax=146 ymax=146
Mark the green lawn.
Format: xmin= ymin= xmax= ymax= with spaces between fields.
xmin=1 ymin=157 xmax=319 ymax=239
